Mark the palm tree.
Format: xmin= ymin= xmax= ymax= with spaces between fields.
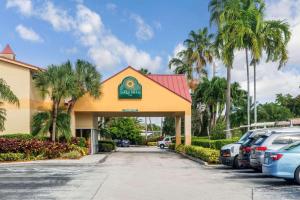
xmin=184 ymin=27 xmax=215 ymax=78
xmin=67 ymin=60 xmax=101 ymax=114
xmin=139 ymin=68 xmax=151 ymax=75
xmin=251 ymin=20 xmax=291 ymax=124
xmin=34 ymin=62 xmax=74 ymax=141
xmin=0 ymin=78 xmax=19 ymax=131
xmin=209 ymin=0 xmax=243 ymax=138
xmin=32 ymin=109 xmax=71 ymax=140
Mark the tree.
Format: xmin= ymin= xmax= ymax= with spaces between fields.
xmin=257 ymin=103 xmax=293 ymax=122
xmin=251 ymin=19 xmax=291 ymax=123
xmin=184 ymin=27 xmax=215 ymax=78
xmin=107 ymin=118 xmax=143 ymax=144
xmin=31 ymin=110 xmax=71 ymax=140
xmin=34 ymin=62 xmax=74 ymax=141
xmin=276 ymin=93 xmax=300 ymax=117
xmin=209 ymin=0 xmax=242 ymax=138
xmin=67 ymin=60 xmax=101 ymax=114
xmin=139 ymin=68 xmax=151 ymax=75
xmin=162 ymin=117 xmax=175 ymax=136
xmin=0 ymin=78 xmax=19 ymax=131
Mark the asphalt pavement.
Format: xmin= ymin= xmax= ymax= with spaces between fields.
xmin=0 ymin=147 xmax=299 ymax=200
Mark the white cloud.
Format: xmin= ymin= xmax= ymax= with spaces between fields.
xmin=230 ymin=51 xmax=300 ymax=103
xmin=130 ymin=14 xmax=154 ymax=41
xmin=6 ymin=0 xmax=32 ymax=16
xmin=39 ymin=1 xmax=75 ymax=31
xmin=15 ymin=24 xmax=43 ymax=42
xmin=6 ymin=1 xmax=162 ymax=72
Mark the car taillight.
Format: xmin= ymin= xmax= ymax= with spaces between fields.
xmin=270 ymin=154 xmax=283 ymax=161
xmin=256 ymin=146 xmax=267 ymax=151
xmin=242 ymin=147 xmax=251 ymax=153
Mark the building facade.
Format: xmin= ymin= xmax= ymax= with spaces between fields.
xmin=0 ymin=45 xmax=192 ymax=149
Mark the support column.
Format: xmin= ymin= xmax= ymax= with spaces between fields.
xmin=70 ymin=111 xmax=76 ymax=137
xmin=184 ymin=114 xmax=191 ymax=145
xmin=175 ymin=116 xmax=181 ymax=146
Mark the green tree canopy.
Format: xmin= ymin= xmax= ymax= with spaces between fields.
xmin=107 ymin=118 xmax=143 ymax=143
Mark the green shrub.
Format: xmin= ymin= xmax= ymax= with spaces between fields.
xmin=147 ymin=142 xmax=157 ymax=146
xmin=168 ymin=143 xmax=175 ymax=150
xmin=210 ymin=122 xmax=226 ymax=140
xmin=0 ymin=153 xmax=25 ymax=161
xmin=175 ymin=144 xmax=219 ymax=164
xmin=184 ymin=145 xmax=220 ymax=164
xmin=0 ymin=133 xmax=34 ymax=140
xmin=191 ymin=137 xmax=238 ymax=150
xmin=98 ymin=140 xmax=116 ymax=152
xmin=60 ymin=151 xmax=82 ymax=159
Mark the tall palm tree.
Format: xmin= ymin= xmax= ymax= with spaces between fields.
xmin=184 ymin=27 xmax=215 ymax=78
xmin=67 ymin=60 xmax=102 ymax=114
xmin=209 ymin=0 xmax=241 ymax=138
xmin=0 ymin=78 xmax=19 ymax=131
xmin=34 ymin=62 xmax=74 ymax=141
xmin=251 ymin=20 xmax=291 ymax=124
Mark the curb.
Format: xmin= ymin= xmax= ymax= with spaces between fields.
xmin=167 ymin=149 xmax=208 ymax=166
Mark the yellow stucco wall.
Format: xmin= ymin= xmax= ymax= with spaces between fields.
xmin=0 ymin=60 xmax=49 ymax=134
xmin=74 ymin=67 xmax=191 ymax=114
xmin=73 ymin=67 xmax=192 ymax=144
xmin=0 ymin=61 xmax=31 ymax=134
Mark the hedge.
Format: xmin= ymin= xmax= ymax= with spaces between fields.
xmin=147 ymin=142 xmax=157 ymax=146
xmin=191 ymin=137 xmax=239 ymax=150
xmin=0 ymin=153 xmax=25 ymax=161
xmin=98 ymin=140 xmax=116 ymax=152
xmin=0 ymin=133 xmax=34 ymax=140
xmin=175 ymin=144 xmax=220 ymax=164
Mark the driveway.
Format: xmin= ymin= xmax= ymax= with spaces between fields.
xmin=0 ymin=147 xmax=299 ymax=200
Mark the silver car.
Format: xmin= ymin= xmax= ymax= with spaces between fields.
xmin=250 ymin=127 xmax=300 ymax=171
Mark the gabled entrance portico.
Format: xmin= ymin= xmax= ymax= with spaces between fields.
xmin=71 ymin=67 xmax=192 ymax=153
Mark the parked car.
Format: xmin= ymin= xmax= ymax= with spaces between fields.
xmin=238 ymin=130 xmax=269 ymax=168
xmin=250 ymin=127 xmax=300 ymax=171
xmin=220 ymin=131 xmax=253 ymax=168
xmin=262 ymin=141 xmax=300 ymax=184
xmin=114 ymin=139 xmax=130 ymax=147
xmin=158 ymin=136 xmax=175 ymax=149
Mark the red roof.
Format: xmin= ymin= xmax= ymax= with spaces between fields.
xmin=147 ymin=74 xmax=191 ymax=102
xmin=1 ymin=44 xmax=15 ymax=55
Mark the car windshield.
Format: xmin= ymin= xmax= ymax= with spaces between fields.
xmin=281 ymin=141 xmax=300 ymax=151
xmin=238 ymin=131 xmax=252 ymax=143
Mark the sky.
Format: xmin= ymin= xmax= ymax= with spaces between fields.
xmin=0 ymin=0 xmax=300 ymax=105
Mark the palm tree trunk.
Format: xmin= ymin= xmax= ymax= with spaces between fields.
xmin=245 ymin=48 xmax=250 ymax=130
xmin=254 ymin=62 xmax=257 ymax=125
xmin=225 ymin=67 xmax=231 ymax=139
xmin=67 ymin=98 xmax=76 ymax=114
xmin=52 ymin=101 xmax=58 ymax=142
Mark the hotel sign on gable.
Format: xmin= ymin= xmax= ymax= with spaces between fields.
xmin=118 ymin=76 xmax=142 ymax=99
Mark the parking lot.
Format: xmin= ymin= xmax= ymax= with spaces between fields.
xmin=0 ymin=147 xmax=300 ymax=200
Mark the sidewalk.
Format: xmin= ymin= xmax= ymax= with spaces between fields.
xmin=0 ymin=153 xmax=109 ymax=166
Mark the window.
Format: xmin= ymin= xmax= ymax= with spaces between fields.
xmin=254 ymin=136 xmax=268 ymax=145
xmin=281 ymin=141 xmax=300 ymax=151
xmin=272 ymin=134 xmax=300 ymax=145
xmin=165 ymin=138 xmax=170 ymax=141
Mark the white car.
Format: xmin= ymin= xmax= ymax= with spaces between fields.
xmin=157 ymin=136 xmax=175 ymax=149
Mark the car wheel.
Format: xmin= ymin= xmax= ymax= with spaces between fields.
xmin=233 ymin=156 xmax=240 ymax=169
xmin=160 ymin=144 xmax=165 ymax=149
xmin=294 ymin=167 xmax=300 ymax=185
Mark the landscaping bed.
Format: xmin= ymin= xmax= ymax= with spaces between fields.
xmin=0 ymin=134 xmax=88 ymax=162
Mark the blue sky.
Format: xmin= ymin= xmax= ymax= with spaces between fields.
xmin=0 ymin=0 xmax=210 ymax=77
xmin=1 ymin=0 xmax=300 ymax=103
